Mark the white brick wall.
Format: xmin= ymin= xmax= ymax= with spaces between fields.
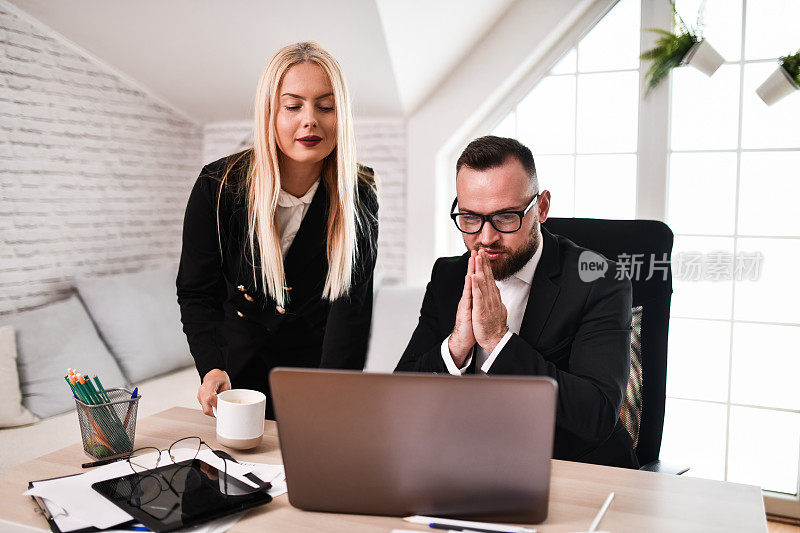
xmin=0 ymin=4 xmax=407 ymax=319
xmin=354 ymin=118 xmax=406 ymax=284
xmin=202 ymin=121 xmax=253 ymax=164
xmin=0 ymin=6 xmax=203 ymax=315
xmin=203 ymin=118 xmax=407 ymax=284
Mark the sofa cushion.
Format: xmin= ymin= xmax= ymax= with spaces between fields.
xmin=76 ymin=267 xmax=193 ymax=384
xmin=13 ymin=296 xmax=127 ymax=418
xmin=0 ymin=325 xmax=38 ymax=428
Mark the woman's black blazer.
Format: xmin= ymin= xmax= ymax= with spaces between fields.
xmin=176 ymin=152 xmax=378 ymax=417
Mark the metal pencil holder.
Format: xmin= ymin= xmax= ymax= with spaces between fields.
xmin=74 ymin=387 xmax=140 ymax=460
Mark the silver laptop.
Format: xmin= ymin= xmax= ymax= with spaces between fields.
xmin=269 ymin=368 xmax=557 ymax=523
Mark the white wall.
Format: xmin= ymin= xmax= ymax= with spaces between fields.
xmin=202 ymin=118 xmax=407 ymax=285
xmin=6 ymin=0 xmax=404 ymax=122
xmin=202 ymin=121 xmax=252 ymax=165
xmin=0 ymin=5 xmax=202 ymax=315
xmin=404 ymin=0 xmax=597 ymax=284
xmin=1 ymin=0 xmax=605 ymax=308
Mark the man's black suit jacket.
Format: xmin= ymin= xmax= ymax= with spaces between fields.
xmin=395 ymin=228 xmax=639 ymax=468
xmin=177 ymin=152 xmax=378 ymax=419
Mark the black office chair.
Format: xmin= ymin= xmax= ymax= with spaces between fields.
xmin=543 ymin=217 xmax=688 ymax=474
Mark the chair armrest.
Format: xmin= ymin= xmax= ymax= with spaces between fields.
xmin=640 ymin=460 xmax=690 ymax=475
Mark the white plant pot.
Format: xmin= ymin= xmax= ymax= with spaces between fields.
xmin=682 ymin=39 xmax=725 ymax=77
xmin=756 ymin=66 xmax=799 ymax=105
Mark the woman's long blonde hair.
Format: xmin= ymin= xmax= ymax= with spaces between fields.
xmin=222 ymin=41 xmax=364 ymax=307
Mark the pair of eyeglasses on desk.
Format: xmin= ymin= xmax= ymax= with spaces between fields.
xmin=122 ymin=436 xmax=268 ymax=518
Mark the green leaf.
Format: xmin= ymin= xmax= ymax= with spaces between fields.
xmin=641 ymin=21 xmax=699 ymax=95
xmin=640 ymin=48 xmax=666 ymax=61
xmin=645 ymin=28 xmax=679 ymax=38
xmin=779 ymin=50 xmax=800 ymax=82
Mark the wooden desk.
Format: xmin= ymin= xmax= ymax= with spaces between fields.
xmin=0 ymin=407 xmax=767 ymax=532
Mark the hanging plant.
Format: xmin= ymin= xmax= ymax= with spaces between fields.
xmin=640 ymin=1 xmax=724 ymax=95
xmin=756 ymin=50 xmax=800 ymax=105
xmin=640 ymin=28 xmax=698 ymax=94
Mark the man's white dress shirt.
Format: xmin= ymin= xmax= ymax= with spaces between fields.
xmin=275 ymin=179 xmax=320 ymax=256
xmin=441 ymin=237 xmax=544 ymax=375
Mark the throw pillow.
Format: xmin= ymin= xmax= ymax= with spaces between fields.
xmin=14 ymin=296 xmax=127 ymax=418
xmin=0 ymin=325 xmax=39 ymax=427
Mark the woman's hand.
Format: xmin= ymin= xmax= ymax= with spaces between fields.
xmin=197 ymin=369 xmax=231 ymax=417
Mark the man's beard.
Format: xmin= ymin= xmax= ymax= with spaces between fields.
xmin=474 ymin=226 xmax=540 ymax=281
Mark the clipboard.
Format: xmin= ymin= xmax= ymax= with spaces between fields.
xmin=28 ymin=473 xmax=140 ymax=533
xmin=27 ymin=450 xmax=268 ymax=532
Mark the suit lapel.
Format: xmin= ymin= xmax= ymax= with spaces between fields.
xmin=519 ymin=228 xmax=561 ymax=347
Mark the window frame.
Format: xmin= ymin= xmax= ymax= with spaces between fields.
xmin=664 ymin=0 xmax=800 ymax=519
xmin=442 ymin=0 xmax=800 ymax=519
xmin=439 ymin=0 xmax=620 ymax=258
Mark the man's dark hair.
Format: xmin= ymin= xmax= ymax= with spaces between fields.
xmin=456 ymin=136 xmax=537 ymax=185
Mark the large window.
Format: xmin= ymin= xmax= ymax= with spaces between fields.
xmin=484 ymin=0 xmax=800 ymax=517
xmin=660 ymin=0 xmax=800 ymax=513
xmin=491 ymin=0 xmax=641 ymax=220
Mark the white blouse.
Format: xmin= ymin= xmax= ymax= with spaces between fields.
xmin=275 ymin=179 xmax=320 ymax=256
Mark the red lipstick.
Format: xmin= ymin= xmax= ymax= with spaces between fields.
xmin=297 ymin=135 xmax=322 ymax=147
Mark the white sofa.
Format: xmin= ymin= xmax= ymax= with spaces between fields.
xmin=0 ymin=283 xmax=425 ymax=470
xmin=0 ymin=367 xmax=199 ymax=469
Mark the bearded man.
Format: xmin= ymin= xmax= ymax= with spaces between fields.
xmin=395 ymin=136 xmax=638 ymax=469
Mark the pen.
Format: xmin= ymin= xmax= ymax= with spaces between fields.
xmin=123 ymin=387 xmax=139 ymax=427
xmin=82 ymin=455 xmax=128 ymax=468
xmin=404 ymin=516 xmax=536 ymax=533
xmin=430 ymin=524 xmax=523 ymax=533
xmin=391 ymin=530 xmax=462 ymax=533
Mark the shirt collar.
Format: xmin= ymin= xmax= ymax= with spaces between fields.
xmin=505 ymin=233 xmax=544 ymax=286
xmin=277 ymin=178 xmax=320 ymax=208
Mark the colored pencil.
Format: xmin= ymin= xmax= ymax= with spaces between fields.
xmin=67 ymin=374 xmax=117 ymax=452
xmin=67 ymin=371 xmax=131 ymax=452
xmin=91 ymin=374 xmax=130 ymax=440
xmin=93 ymin=375 xmax=111 ymax=403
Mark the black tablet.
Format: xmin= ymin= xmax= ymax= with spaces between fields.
xmin=92 ymin=459 xmax=272 ymax=533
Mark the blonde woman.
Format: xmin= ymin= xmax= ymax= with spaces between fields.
xmin=177 ymin=42 xmax=378 ymax=419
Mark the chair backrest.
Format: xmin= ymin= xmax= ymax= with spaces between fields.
xmin=365 ymin=285 xmax=426 ymax=372
xmin=620 ymin=305 xmax=643 ymax=450
xmin=543 ymin=217 xmax=673 ymax=467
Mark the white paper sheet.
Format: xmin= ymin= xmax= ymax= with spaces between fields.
xmin=239 ymin=461 xmax=287 ymax=498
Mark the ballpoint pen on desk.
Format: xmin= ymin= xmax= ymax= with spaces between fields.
xmin=430 ymin=525 xmax=528 ymax=533
xmin=392 ymin=530 xmax=468 ymax=533
xmin=81 ymin=455 xmax=131 ymax=468
xmin=403 ymin=516 xmax=536 ymax=533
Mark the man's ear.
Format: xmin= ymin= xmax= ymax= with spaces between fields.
xmin=538 ymin=190 xmax=551 ymax=223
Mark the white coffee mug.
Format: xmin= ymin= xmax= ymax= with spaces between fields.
xmin=212 ymin=389 xmax=266 ymax=450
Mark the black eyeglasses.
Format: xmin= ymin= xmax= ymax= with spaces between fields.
xmin=450 ymin=193 xmax=540 ymax=234
xmin=123 ymin=436 xmax=266 ymax=511
xmin=125 ymin=437 xmax=225 ymax=510
xmin=126 ymin=437 xmax=216 ymax=477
